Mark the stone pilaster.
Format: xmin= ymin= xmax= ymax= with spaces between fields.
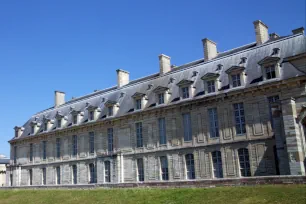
xmin=281 ymin=98 xmax=305 ymax=175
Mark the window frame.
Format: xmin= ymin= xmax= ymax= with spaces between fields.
xmin=238 ymin=148 xmax=251 ymax=177
xmin=89 ymin=163 xmax=96 ymax=183
xmin=185 ymin=154 xmax=195 ymax=179
xmin=42 ymin=141 xmax=47 ymax=160
xmin=207 ymin=80 xmax=216 ymax=93
xmin=160 ymin=156 xmax=169 ymax=181
xmin=233 ymin=103 xmax=246 ymax=135
xmin=56 ymin=166 xmax=61 ymax=185
xmin=231 ymin=73 xmax=242 ymax=87
xmin=107 ymin=128 xmax=113 ymax=152
xmin=108 ymin=106 xmax=114 ymax=117
xmin=265 ymin=64 xmax=276 ymax=80
xmin=89 ymin=132 xmax=95 ymax=154
xmin=137 ymin=158 xmax=144 ymax=182
xmin=181 ymin=86 xmax=190 ymax=99
xmin=104 ymin=161 xmax=111 ymax=183
xmin=158 ymin=93 xmax=165 ymax=104
xmin=42 ymin=168 xmax=46 ymax=185
xmin=56 ymin=138 xmax=61 ymax=159
xmin=158 ymin=118 xmax=167 ymax=145
xmin=72 ymin=165 xmax=77 ymax=184
xmin=29 ymin=143 xmax=33 ymax=162
xmin=183 ymin=113 xmax=192 ymax=142
xmin=208 ymin=108 xmax=219 ymax=138
xmin=72 ymin=135 xmax=78 ymax=156
xmin=212 ymin=151 xmax=223 ymax=178
xmin=136 ymin=122 xmax=143 ymax=148
xmin=135 ymin=99 xmax=142 ymax=110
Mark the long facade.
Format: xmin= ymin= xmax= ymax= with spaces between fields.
xmin=7 ymin=21 xmax=306 ymax=186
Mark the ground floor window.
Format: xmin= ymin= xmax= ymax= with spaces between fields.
xmin=160 ymin=156 xmax=169 ymax=181
xmin=10 ymin=174 xmax=13 ymax=186
xmin=238 ymin=148 xmax=251 ymax=177
xmin=42 ymin=168 xmax=46 ymax=185
xmin=185 ymin=154 xmax=195 ymax=179
xmin=29 ymin=169 xmax=33 ymax=185
xmin=56 ymin=166 xmax=61 ymax=185
xmin=72 ymin=165 xmax=77 ymax=184
xmin=105 ymin=161 xmax=111 ymax=183
xmin=89 ymin=163 xmax=96 ymax=183
xmin=212 ymin=151 xmax=223 ymax=178
xmin=137 ymin=158 xmax=144 ymax=182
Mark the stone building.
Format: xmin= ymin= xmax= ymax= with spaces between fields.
xmin=7 ymin=20 xmax=306 ymax=187
xmin=0 ymin=157 xmax=9 ymax=187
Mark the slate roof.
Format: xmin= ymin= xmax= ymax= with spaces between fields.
xmin=11 ymin=33 xmax=306 ymax=141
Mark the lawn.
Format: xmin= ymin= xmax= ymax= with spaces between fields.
xmin=0 ymin=185 xmax=305 ymax=204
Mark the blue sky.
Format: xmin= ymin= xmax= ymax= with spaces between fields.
xmin=0 ymin=0 xmax=305 ymax=157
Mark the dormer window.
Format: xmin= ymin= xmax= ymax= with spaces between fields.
xmin=225 ymin=66 xmax=246 ymax=88
xmin=136 ymin=99 xmax=142 ymax=110
xmin=70 ymin=109 xmax=83 ymax=125
xmin=57 ymin=119 xmax=62 ymax=128
xmin=153 ymin=86 xmax=170 ymax=105
xmin=31 ymin=126 xmax=35 ymax=134
xmin=182 ymin=87 xmax=189 ymax=99
xmin=108 ymin=106 xmax=113 ymax=116
xmin=30 ymin=121 xmax=40 ymax=135
xmin=86 ymin=105 xmax=101 ymax=121
xmin=207 ymin=80 xmax=215 ymax=93
xmin=232 ymin=74 xmax=241 ymax=87
xmin=104 ymin=100 xmax=119 ymax=117
xmin=89 ymin=111 xmax=94 ymax=121
xmin=132 ymin=92 xmax=147 ymax=111
xmin=158 ymin=93 xmax=165 ymax=104
xmin=44 ymin=122 xmax=48 ymax=131
xmin=201 ymin=73 xmax=220 ymax=94
xmin=55 ymin=111 xmax=66 ymax=129
xmin=73 ymin=115 xmax=78 ymax=124
xmin=258 ymin=56 xmax=280 ymax=81
xmin=177 ymin=79 xmax=194 ymax=99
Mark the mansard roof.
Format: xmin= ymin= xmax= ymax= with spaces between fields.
xmin=10 ymin=33 xmax=306 ymax=141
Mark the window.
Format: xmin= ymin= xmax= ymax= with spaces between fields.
xmin=160 ymin=156 xmax=169 ymax=180
xmin=56 ymin=138 xmax=61 ymax=158
xmin=136 ymin=122 xmax=143 ymax=147
xmin=234 ymin=103 xmax=246 ymax=135
xmin=89 ymin=111 xmax=94 ymax=121
xmin=29 ymin=143 xmax=33 ymax=162
xmin=108 ymin=106 xmax=113 ymax=116
xmin=57 ymin=119 xmax=61 ymax=128
xmin=89 ymin=132 xmax=95 ymax=154
xmin=29 ymin=169 xmax=33 ymax=185
xmin=42 ymin=168 xmax=46 ymax=185
xmin=232 ymin=74 xmax=241 ymax=87
xmin=72 ymin=135 xmax=78 ymax=156
xmin=137 ymin=158 xmax=144 ymax=182
xmin=159 ymin=118 xmax=166 ymax=145
xmin=104 ymin=161 xmax=111 ymax=183
xmin=238 ymin=148 xmax=251 ymax=177
xmin=73 ymin=115 xmax=78 ymax=125
xmin=185 ymin=154 xmax=195 ymax=179
xmin=31 ymin=126 xmax=35 ymax=134
xmin=158 ymin=93 xmax=165 ymax=104
xmin=42 ymin=141 xmax=47 ymax=160
xmin=212 ymin=151 xmax=223 ymax=178
xmin=56 ymin=166 xmax=61 ymax=185
xmin=135 ymin=99 xmax=142 ymax=110
xmin=14 ymin=146 xmax=17 ymax=164
xmin=182 ymin=87 xmax=189 ymax=99
xmin=208 ymin=108 xmax=219 ymax=138
xmin=89 ymin=163 xmax=96 ymax=183
xmin=44 ymin=122 xmax=48 ymax=131
xmin=183 ymin=113 xmax=192 ymax=141
xmin=72 ymin=165 xmax=77 ymax=184
xmin=207 ymin=80 xmax=215 ymax=93
xmin=108 ymin=128 xmax=113 ymax=152
xmin=265 ymin=65 xmax=276 ymax=79
xmin=268 ymin=95 xmax=279 ymax=103
xmin=10 ymin=174 xmax=13 ymax=186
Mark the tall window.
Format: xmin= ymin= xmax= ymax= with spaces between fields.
xmin=73 ymin=115 xmax=78 ymax=125
xmin=104 ymin=161 xmax=111 ymax=183
xmin=108 ymin=128 xmax=113 ymax=152
xmin=183 ymin=113 xmax=192 ymax=141
xmin=185 ymin=154 xmax=195 ymax=179
xmin=89 ymin=111 xmax=94 ymax=121
xmin=44 ymin=122 xmax=48 ymax=131
xmin=159 ymin=118 xmax=166 ymax=145
xmin=208 ymin=108 xmax=219 ymax=138
xmin=89 ymin=163 xmax=96 ymax=183
xmin=207 ymin=80 xmax=215 ymax=93
xmin=29 ymin=169 xmax=33 ymax=185
xmin=89 ymin=132 xmax=95 ymax=154
xmin=42 ymin=141 xmax=47 ymax=160
xmin=14 ymin=146 xmax=17 ymax=164
xmin=56 ymin=166 xmax=61 ymax=185
xmin=72 ymin=165 xmax=77 ymax=184
xmin=57 ymin=119 xmax=61 ymax=128
xmin=136 ymin=99 xmax=142 ymax=110
xmin=72 ymin=135 xmax=78 ymax=156
xmin=42 ymin=168 xmax=46 ymax=185
xmin=56 ymin=138 xmax=61 ymax=158
xmin=238 ymin=148 xmax=251 ymax=177
xmin=158 ymin=93 xmax=165 ymax=104
xmin=232 ymin=74 xmax=241 ymax=87
xmin=136 ymin=122 xmax=143 ymax=147
xmin=265 ymin=65 xmax=276 ymax=79
xmin=137 ymin=158 xmax=144 ymax=182
xmin=10 ymin=174 xmax=13 ymax=186
xmin=160 ymin=156 xmax=169 ymax=181
xmin=212 ymin=151 xmax=223 ymax=178
xmin=234 ymin=103 xmax=246 ymax=135
xmin=182 ymin=87 xmax=189 ymax=99
xmin=29 ymin=143 xmax=33 ymax=162
xmin=108 ymin=106 xmax=113 ymax=116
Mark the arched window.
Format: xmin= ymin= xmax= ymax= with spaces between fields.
xmin=89 ymin=163 xmax=96 ymax=183
xmin=212 ymin=151 xmax=223 ymax=178
xmin=238 ymin=148 xmax=251 ymax=177
xmin=185 ymin=154 xmax=195 ymax=179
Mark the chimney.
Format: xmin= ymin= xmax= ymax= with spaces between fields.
xmin=292 ymin=27 xmax=304 ymax=35
xmin=159 ymin=54 xmax=171 ymax=75
xmin=253 ymin=20 xmax=269 ymax=45
xmin=55 ymin=91 xmax=65 ymax=107
xmin=202 ymin=38 xmax=217 ymax=61
xmin=269 ymin=33 xmax=280 ymax=40
xmin=116 ymin=69 xmax=129 ymax=88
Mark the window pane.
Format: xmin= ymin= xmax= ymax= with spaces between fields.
xmin=159 ymin=118 xmax=167 ymax=145
xmin=158 ymin=93 xmax=165 ymax=104
xmin=136 ymin=122 xmax=143 ymax=147
xmin=56 ymin=167 xmax=61 ymax=184
xmin=108 ymin=128 xmax=113 ymax=152
xmin=185 ymin=154 xmax=195 ymax=179
xmin=160 ymin=156 xmax=169 ymax=180
xmin=89 ymin=132 xmax=95 ymax=154
xmin=212 ymin=151 xmax=223 ymax=178
xmin=238 ymin=148 xmax=251 ymax=177
xmin=56 ymin=138 xmax=61 ymax=158
xmin=182 ymin=87 xmax=189 ymax=99
xmin=208 ymin=108 xmax=219 ymax=138
xmin=137 ymin=158 xmax=144 ymax=181
xmin=72 ymin=165 xmax=77 ymax=184
xmin=105 ymin=161 xmax=111 ymax=183
xmin=183 ymin=113 xmax=192 ymax=141
xmin=207 ymin=80 xmax=215 ymax=93
xmin=233 ymin=103 xmax=246 ymax=135
xmin=72 ymin=135 xmax=78 ymax=156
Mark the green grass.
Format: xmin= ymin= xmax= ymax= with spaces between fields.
xmin=0 ymin=185 xmax=305 ymax=204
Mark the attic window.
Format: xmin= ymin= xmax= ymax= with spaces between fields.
xmin=89 ymin=111 xmax=94 ymax=121
xmin=73 ymin=115 xmax=78 ymax=124
xmin=135 ymin=99 xmax=142 ymax=110
xmin=108 ymin=106 xmax=113 ymax=116
xmin=272 ymin=48 xmax=280 ymax=55
xmin=57 ymin=119 xmax=62 ymax=128
xmin=44 ymin=122 xmax=48 ymax=131
xmin=31 ymin=126 xmax=35 ymax=134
